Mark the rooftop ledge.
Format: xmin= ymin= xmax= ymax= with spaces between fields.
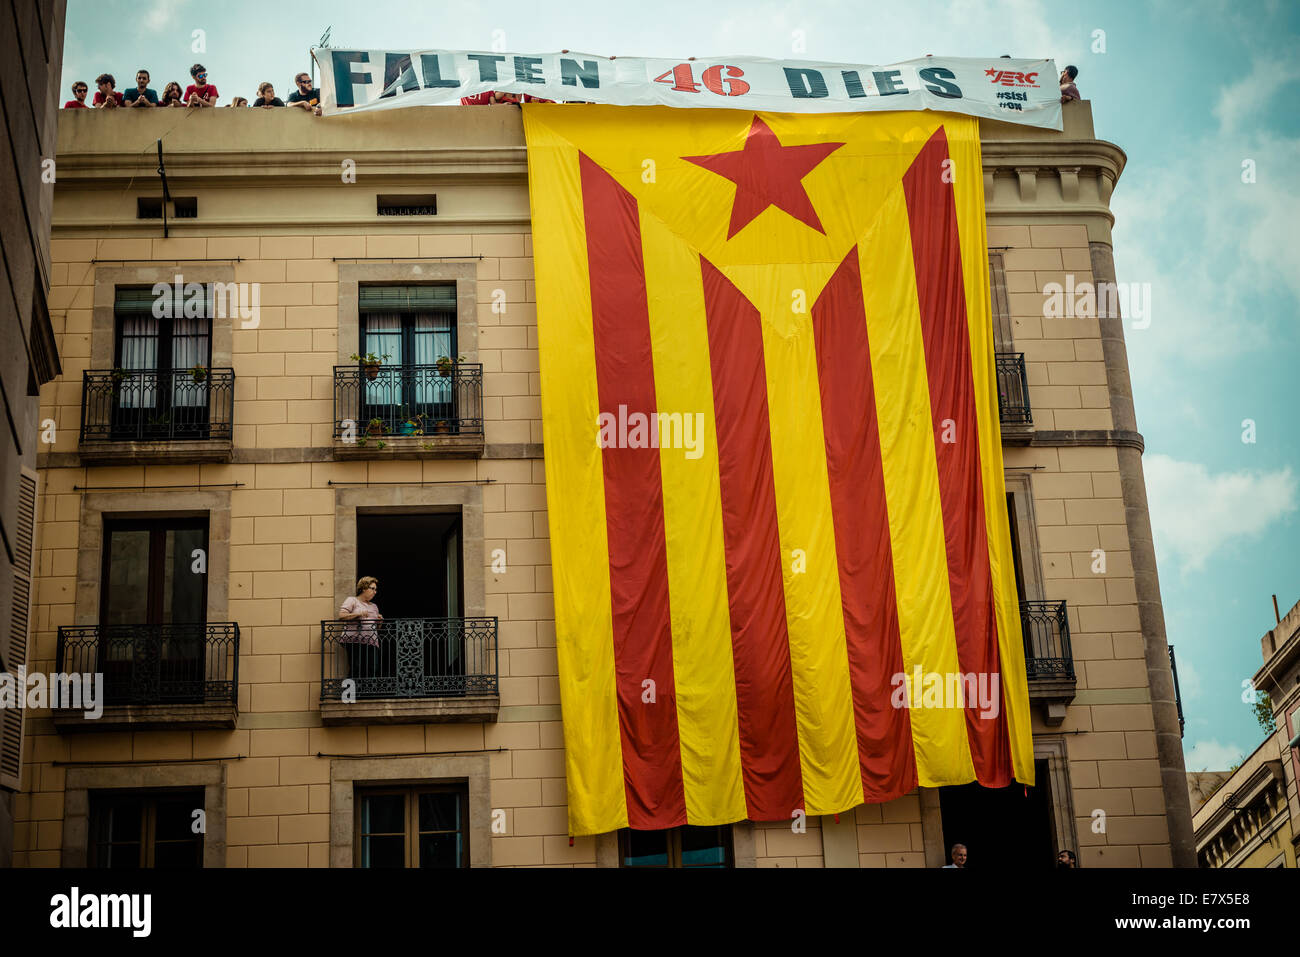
xmin=55 ymin=99 xmax=1112 ymax=167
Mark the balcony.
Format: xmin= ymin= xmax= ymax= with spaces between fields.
xmin=332 ymin=362 xmax=484 ymax=459
xmin=319 ymin=617 xmax=499 ymax=724
xmin=1020 ymin=599 xmax=1076 ymax=724
xmin=79 ymin=368 xmax=234 ymax=464
xmin=995 ymin=352 xmax=1033 ymax=440
xmin=1169 ymin=644 xmax=1185 ymax=737
xmin=53 ymin=623 xmax=240 ymax=731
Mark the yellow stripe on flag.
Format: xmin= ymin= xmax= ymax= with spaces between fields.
xmin=725 ymin=262 xmax=864 ymax=816
xmin=640 ymin=209 xmax=748 ymax=826
xmin=524 ymin=112 xmax=627 ymax=835
xmin=948 ymin=118 xmax=1035 ymax=786
xmin=860 ymin=185 xmax=975 ymax=787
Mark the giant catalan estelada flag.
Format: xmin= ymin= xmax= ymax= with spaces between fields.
xmin=523 ymin=105 xmax=1034 ymax=836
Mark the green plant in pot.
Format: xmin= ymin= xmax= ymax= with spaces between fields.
xmin=190 ymin=363 xmax=208 ymax=383
xmin=350 ymin=351 xmax=391 ymax=381
xmin=435 ymin=354 xmax=465 ymax=378
xmin=366 ymin=417 xmax=385 ymax=436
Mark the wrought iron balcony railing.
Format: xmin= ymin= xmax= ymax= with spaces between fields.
xmin=320 ymin=617 xmax=498 ymax=701
xmin=1020 ymin=600 xmax=1074 ymax=680
xmin=80 ymin=368 xmax=235 ymax=443
xmin=1169 ymin=644 xmax=1185 ymax=737
xmin=995 ymin=352 xmax=1032 ymax=426
xmin=332 ymin=363 xmax=484 ymax=439
xmin=56 ymin=623 xmax=240 ymax=706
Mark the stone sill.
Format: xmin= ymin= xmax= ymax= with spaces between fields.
xmin=78 ymin=439 xmax=233 ymax=465
xmin=320 ymin=695 xmax=500 ymax=725
xmin=52 ymin=702 xmax=237 ymax=732
xmin=1000 ymin=422 xmax=1035 ymax=446
xmin=332 ymin=434 xmax=485 ymax=460
xmin=1027 ymin=676 xmax=1077 ymax=726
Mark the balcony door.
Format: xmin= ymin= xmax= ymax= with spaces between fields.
xmin=113 ymin=287 xmax=212 ymax=440
xmin=350 ymin=511 xmax=465 ymax=696
xmin=359 ymin=285 xmax=456 ymax=430
xmin=100 ymin=517 xmax=209 ymax=703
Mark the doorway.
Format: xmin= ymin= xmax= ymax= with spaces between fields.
xmin=355 ymin=511 xmax=462 ymax=619
xmin=938 ymin=759 xmax=1057 ymax=869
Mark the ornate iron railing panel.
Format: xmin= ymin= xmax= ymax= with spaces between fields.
xmin=55 ymin=623 xmax=240 ymax=705
xmin=332 ymin=363 xmax=484 ymax=439
xmin=320 ymin=617 xmax=498 ymax=701
xmin=80 ymin=368 xmax=235 ymax=443
xmin=1020 ymin=600 xmax=1074 ymax=679
xmin=995 ymin=352 xmax=1032 ymax=426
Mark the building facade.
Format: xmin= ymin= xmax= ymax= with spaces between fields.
xmin=1193 ymin=598 xmax=1300 ymax=868
xmin=9 ymin=97 xmax=1195 ymax=867
xmin=1 ymin=0 xmax=66 ymax=867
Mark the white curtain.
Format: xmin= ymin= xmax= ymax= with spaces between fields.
xmin=119 ymin=317 xmax=158 ymax=409
xmin=171 ymin=317 xmax=210 ymax=408
xmin=364 ymin=313 xmax=402 ymax=407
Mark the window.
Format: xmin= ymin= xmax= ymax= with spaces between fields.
xmin=620 ymin=825 xmax=733 ymax=868
xmin=355 ymin=785 xmax=469 ymax=867
xmin=1006 ymin=492 xmax=1027 ymax=603
xmin=377 ymin=194 xmax=437 ymax=216
xmin=358 ymin=285 xmax=459 ymax=431
xmin=89 ymin=789 xmax=205 ymax=868
xmin=111 ymin=287 xmax=213 ymax=439
xmin=101 ymin=517 xmax=208 ymax=627
xmin=99 ymin=516 xmax=209 ymax=704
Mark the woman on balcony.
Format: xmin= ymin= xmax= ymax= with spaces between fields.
xmin=338 ymin=577 xmax=383 ymax=689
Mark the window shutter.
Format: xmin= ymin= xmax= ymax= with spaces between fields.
xmin=0 ymin=470 xmax=37 ymax=791
xmin=359 ymin=285 xmax=456 ymax=313
xmin=988 ymin=251 xmax=1015 ymax=353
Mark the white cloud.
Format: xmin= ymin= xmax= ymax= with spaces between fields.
xmin=145 ymin=0 xmax=180 ymax=32
xmin=1184 ymin=738 xmax=1246 ymax=772
xmin=1145 ymin=454 xmax=1297 ymax=572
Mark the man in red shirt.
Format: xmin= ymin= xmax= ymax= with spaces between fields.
xmin=64 ymin=81 xmax=89 ymax=108
xmin=92 ymin=74 xmax=124 ymax=108
xmin=184 ymin=63 xmax=219 ymax=107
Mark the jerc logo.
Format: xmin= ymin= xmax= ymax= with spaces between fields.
xmin=985 ymin=68 xmax=1039 ymax=87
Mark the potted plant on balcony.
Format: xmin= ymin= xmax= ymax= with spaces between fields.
xmin=432 ymin=419 xmax=451 ymax=435
xmin=350 ymin=351 xmax=391 ymax=381
xmin=435 ymin=354 xmax=465 ymax=378
xmin=190 ymin=363 xmax=208 ymax=383
xmin=397 ymin=407 xmax=425 ymax=436
xmin=110 ymin=367 xmax=130 ymax=383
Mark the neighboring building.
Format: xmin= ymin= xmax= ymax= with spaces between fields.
xmin=1193 ymin=597 xmax=1300 ymax=868
xmin=10 ymin=95 xmax=1195 ymax=867
xmin=0 ymin=0 xmax=66 ymax=867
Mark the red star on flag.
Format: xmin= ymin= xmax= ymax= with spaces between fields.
xmin=683 ymin=115 xmax=845 ymax=239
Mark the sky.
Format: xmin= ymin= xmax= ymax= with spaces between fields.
xmin=60 ymin=0 xmax=1300 ymax=771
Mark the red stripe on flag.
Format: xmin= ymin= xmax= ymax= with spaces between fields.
xmin=811 ymin=248 xmax=918 ymax=803
xmin=700 ymin=256 xmax=805 ymax=821
xmin=580 ymin=153 xmax=687 ymax=828
xmin=901 ymin=128 xmax=1013 ymax=787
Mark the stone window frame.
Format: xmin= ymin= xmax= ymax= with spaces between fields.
xmin=336 ymin=262 xmax=478 ymax=367
xmin=988 ymin=251 xmax=1016 ymax=354
xmin=1004 ymin=471 xmax=1046 ymax=603
xmin=333 ymin=485 xmax=485 ymax=618
xmin=74 ymin=489 xmax=232 ymax=626
xmin=61 ymin=763 xmax=227 ymax=867
xmin=329 ymin=753 xmax=492 ymax=867
xmin=1036 ymin=735 xmax=1081 ymax=860
xmin=593 ymin=822 xmax=757 ymax=868
xmin=91 ymin=265 xmax=236 ymax=371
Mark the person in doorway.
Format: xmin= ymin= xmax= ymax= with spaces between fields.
xmin=942 ymin=843 xmax=968 ymax=868
xmin=1056 ymin=849 xmax=1077 ymax=868
xmin=338 ymin=576 xmax=383 ymax=690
